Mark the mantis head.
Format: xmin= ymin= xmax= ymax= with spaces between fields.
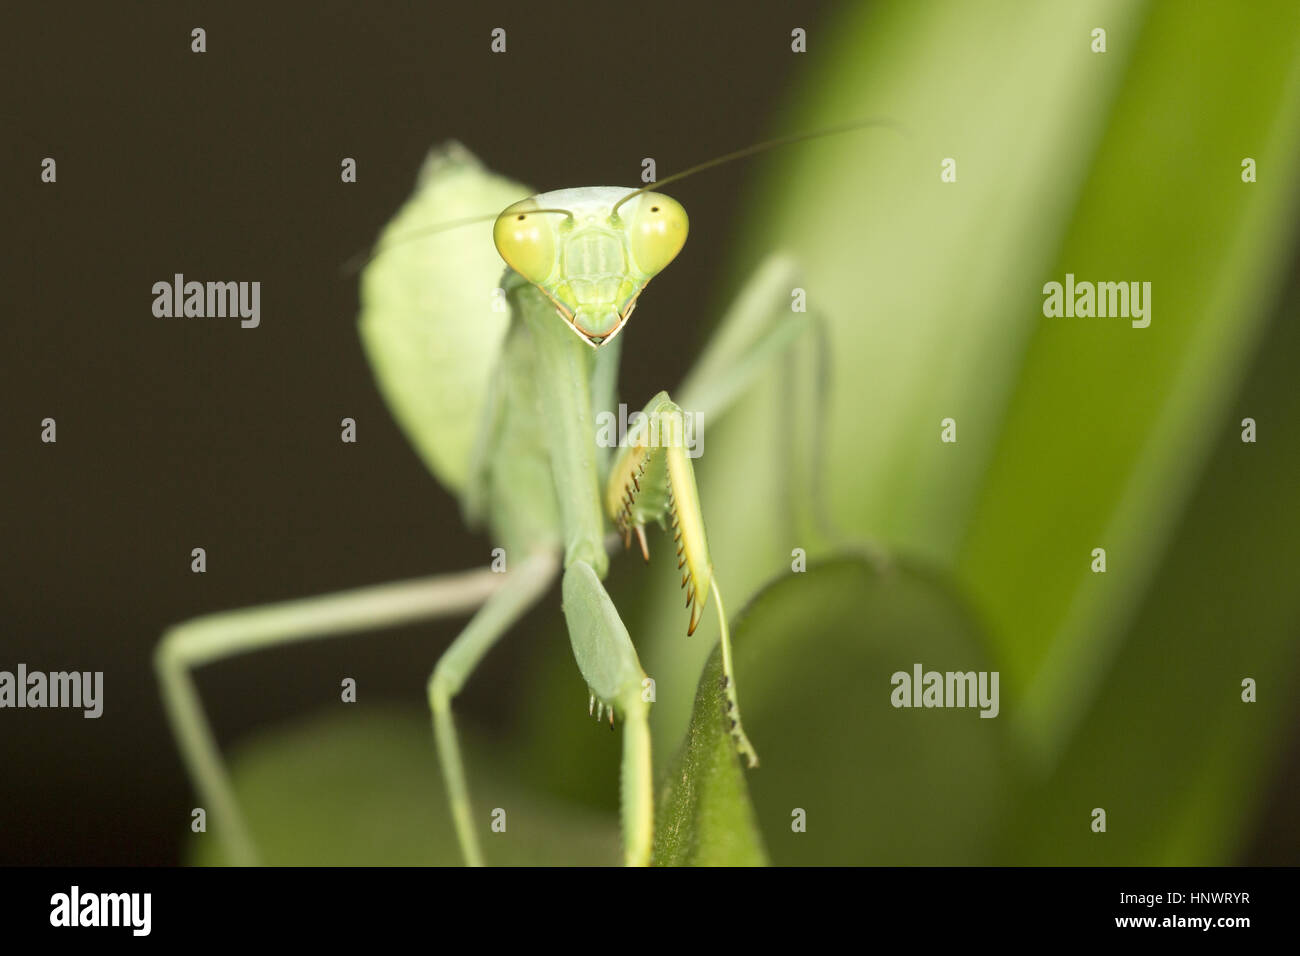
xmin=492 ymin=187 xmax=688 ymax=347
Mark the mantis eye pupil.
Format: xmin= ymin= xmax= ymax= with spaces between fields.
xmin=494 ymin=200 xmax=557 ymax=283
xmin=627 ymin=194 xmax=688 ymax=276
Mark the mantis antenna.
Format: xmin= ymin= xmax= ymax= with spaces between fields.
xmin=609 ymin=117 xmax=906 ymax=217
xmin=343 ymin=118 xmax=905 ymax=275
xmin=342 ymin=208 xmax=574 ymax=276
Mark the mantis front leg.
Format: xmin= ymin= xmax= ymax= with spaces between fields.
xmin=561 ymin=560 xmax=653 ymax=866
xmin=605 ymin=392 xmax=759 ymax=769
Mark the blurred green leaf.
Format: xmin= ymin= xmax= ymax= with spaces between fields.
xmin=188 ymin=707 xmax=618 ymax=866
xmin=954 ymin=0 xmax=1300 ymax=759
xmin=661 ymin=555 xmax=1010 ymax=865
xmin=995 ymin=275 xmax=1300 ymax=864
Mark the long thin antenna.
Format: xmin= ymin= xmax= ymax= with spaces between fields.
xmin=610 ymin=117 xmax=906 ymax=217
xmin=341 ymin=211 xmax=497 ymax=276
xmin=341 ymin=207 xmax=573 ymax=277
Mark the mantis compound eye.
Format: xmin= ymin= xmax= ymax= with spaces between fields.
xmin=624 ymin=193 xmax=688 ymax=277
xmin=493 ymin=199 xmax=559 ymax=284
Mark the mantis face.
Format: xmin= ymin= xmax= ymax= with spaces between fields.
xmin=492 ymin=186 xmax=688 ymax=347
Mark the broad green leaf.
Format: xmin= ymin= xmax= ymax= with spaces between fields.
xmin=658 ymin=555 xmax=1009 ymax=865
xmin=954 ymin=2 xmax=1300 ymax=758
xmin=996 ymin=276 xmax=1300 ymax=864
xmin=187 ymin=707 xmax=618 ymax=866
xmin=359 ymin=143 xmax=530 ymax=495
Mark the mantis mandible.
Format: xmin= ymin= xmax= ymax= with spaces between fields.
xmin=155 ymin=125 xmax=883 ymax=867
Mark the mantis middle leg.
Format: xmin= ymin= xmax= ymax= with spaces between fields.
xmin=156 ymin=565 xmax=508 ymax=865
xmin=679 ymin=253 xmax=876 ymax=558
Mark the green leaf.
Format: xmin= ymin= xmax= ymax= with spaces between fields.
xmin=995 ymin=276 xmax=1300 ymax=864
xmin=953 ymin=1 xmax=1300 ymax=759
xmin=657 ymin=555 xmax=1009 ymax=865
xmin=187 ymin=707 xmax=618 ymax=866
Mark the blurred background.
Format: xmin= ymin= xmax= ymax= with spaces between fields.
xmin=4 ymin=0 xmax=1298 ymax=865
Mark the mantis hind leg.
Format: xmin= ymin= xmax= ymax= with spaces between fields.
xmin=155 ymin=566 xmax=508 ymax=866
xmin=678 ymin=254 xmax=814 ymax=425
xmin=426 ymin=548 xmax=561 ymax=866
xmin=678 ymin=254 xmax=882 ymax=561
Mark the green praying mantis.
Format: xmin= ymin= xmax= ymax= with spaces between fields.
xmin=154 ymin=123 xmax=891 ymax=867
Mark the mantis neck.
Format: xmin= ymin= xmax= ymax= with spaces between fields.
xmin=514 ymin=279 xmax=612 ymax=578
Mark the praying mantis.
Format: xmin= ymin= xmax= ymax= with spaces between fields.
xmin=155 ymin=125 xmax=887 ymax=867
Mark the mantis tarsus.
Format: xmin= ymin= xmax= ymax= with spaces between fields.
xmin=155 ymin=126 xmax=879 ymax=867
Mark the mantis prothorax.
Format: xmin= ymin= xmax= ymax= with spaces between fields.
xmin=155 ymin=124 xmax=890 ymax=867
